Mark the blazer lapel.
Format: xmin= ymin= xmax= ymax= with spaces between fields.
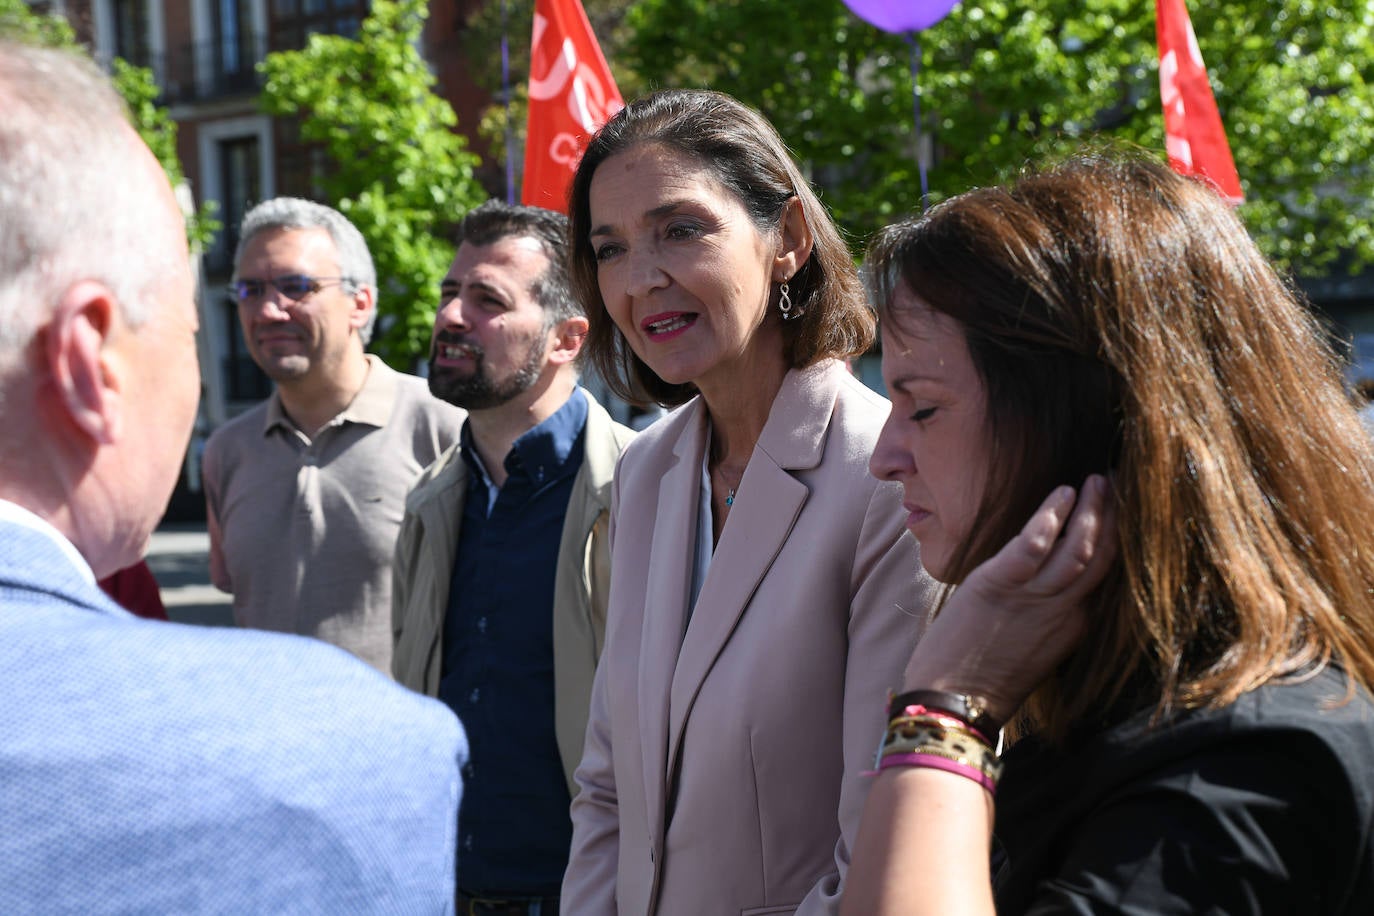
xmin=637 ymin=400 xmax=708 ymax=849
xmin=664 ymin=362 xmax=841 ymax=789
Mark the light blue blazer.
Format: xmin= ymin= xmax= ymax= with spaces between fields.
xmin=0 ymin=518 xmax=466 ymax=914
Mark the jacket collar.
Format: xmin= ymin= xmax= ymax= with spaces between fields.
xmin=0 ymin=515 xmax=123 ymax=618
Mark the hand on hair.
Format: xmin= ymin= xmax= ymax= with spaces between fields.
xmin=903 ymin=474 xmax=1118 ymax=727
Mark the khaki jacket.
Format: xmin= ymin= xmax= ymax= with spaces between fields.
xmin=391 ymin=389 xmax=635 ymax=794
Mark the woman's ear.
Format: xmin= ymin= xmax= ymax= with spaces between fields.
xmin=774 ymin=197 xmax=815 ymax=282
xmin=44 ymin=281 xmax=123 ymax=445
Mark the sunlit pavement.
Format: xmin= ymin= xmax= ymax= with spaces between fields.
xmin=147 ymin=522 xmax=234 ymax=627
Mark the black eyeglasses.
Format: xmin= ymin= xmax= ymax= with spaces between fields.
xmin=230 ymin=275 xmax=354 ymax=304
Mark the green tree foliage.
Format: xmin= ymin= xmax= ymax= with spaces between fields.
xmin=0 ymin=0 xmax=218 ymax=249
xmin=259 ymin=0 xmax=486 ymax=366
xmin=622 ymin=0 xmax=1374 ymax=275
xmin=0 ymin=0 xmax=74 ymax=45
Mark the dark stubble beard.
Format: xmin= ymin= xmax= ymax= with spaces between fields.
xmin=427 ymin=333 xmax=546 ymax=411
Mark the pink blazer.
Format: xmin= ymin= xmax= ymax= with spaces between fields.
xmin=562 ymin=360 xmax=937 ymax=915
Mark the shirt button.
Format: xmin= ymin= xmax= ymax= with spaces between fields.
xmin=462 ymin=762 xmax=474 ymax=780
xmin=469 ymin=688 xmax=480 ymax=704
xmin=463 ymin=834 xmax=473 ymax=851
xmin=477 ymin=617 xmax=488 ymax=634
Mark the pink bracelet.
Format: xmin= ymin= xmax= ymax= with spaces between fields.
xmin=877 ymin=751 xmax=998 ymax=793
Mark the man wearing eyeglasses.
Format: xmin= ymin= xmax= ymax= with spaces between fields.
xmin=202 ymin=198 xmax=464 ymax=672
xmin=0 ymin=40 xmax=464 ymax=910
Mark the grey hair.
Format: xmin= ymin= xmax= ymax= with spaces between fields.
xmin=0 ymin=40 xmax=184 ymax=367
xmin=233 ymin=197 xmax=379 ymax=345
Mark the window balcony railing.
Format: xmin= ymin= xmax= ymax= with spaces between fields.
xmin=159 ymin=33 xmax=268 ymax=105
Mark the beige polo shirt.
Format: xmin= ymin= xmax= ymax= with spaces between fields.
xmin=203 ymin=356 xmax=464 ymax=672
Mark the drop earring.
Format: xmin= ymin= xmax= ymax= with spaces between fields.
xmin=778 ymin=280 xmax=802 ymax=321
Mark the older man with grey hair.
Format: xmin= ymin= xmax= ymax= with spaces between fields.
xmin=203 ymin=197 xmax=463 ymax=671
xmin=0 ymin=38 xmax=465 ymax=910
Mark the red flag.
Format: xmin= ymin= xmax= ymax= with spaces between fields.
xmin=522 ymin=0 xmax=623 ymax=211
xmin=1156 ymin=0 xmax=1244 ymax=205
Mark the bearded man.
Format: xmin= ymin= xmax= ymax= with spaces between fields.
xmin=391 ymin=200 xmax=634 ymax=914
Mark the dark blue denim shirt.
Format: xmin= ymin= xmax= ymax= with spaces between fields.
xmin=438 ymin=390 xmax=588 ymax=896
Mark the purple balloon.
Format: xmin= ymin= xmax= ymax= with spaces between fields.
xmin=842 ymin=0 xmax=961 ymax=33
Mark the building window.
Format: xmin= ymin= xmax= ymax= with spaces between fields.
xmin=111 ymin=0 xmax=152 ymax=67
xmin=269 ymin=0 xmax=368 ymax=51
xmin=212 ymin=0 xmax=257 ymax=89
xmin=274 ymin=117 xmax=331 ymax=200
xmin=213 ymin=134 xmax=262 ymax=274
xmin=197 ymin=115 xmax=274 ymax=276
xmin=274 ymin=117 xmax=311 ymax=199
xmin=218 ymin=134 xmax=272 ymax=401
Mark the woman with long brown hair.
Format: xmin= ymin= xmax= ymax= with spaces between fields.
xmin=845 ymin=150 xmax=1374 ymax=914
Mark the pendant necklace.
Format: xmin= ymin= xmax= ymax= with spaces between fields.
xmin=713 ymin=446 xmax=742 ymax=509
xmin=717 ymin=466 xmax=741 ymax=507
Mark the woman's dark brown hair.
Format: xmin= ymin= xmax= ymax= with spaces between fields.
xmin=868 ymin=150 xmax=1374 ymax=738
xmin=568 ymin=88 xmax=873 ymax=406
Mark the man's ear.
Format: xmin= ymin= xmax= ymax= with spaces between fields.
xmin=349 ymin=284 xmax=376 ymax=332
xmin=44 ymin=281 xmax=123 ymax=445
xmin=548 ymin=315 xmax=590 ymax=367
xmin=773 ymin=197 xmax=815 ymax=282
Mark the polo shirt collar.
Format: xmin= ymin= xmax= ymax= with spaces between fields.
xmin=262 ymin=354 xmax=397 ymax=436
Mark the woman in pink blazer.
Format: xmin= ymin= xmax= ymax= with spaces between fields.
xmin=560 ymin=89 xmax=938 ymax=915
